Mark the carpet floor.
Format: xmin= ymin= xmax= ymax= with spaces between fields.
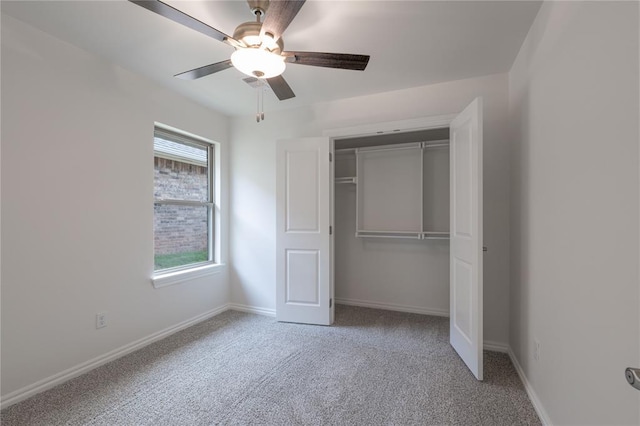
xmin=1 ymin=305 xmax=540 ymax=425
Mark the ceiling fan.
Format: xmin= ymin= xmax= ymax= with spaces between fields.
xmin=129 ymin=0 xmax=370 ymax=103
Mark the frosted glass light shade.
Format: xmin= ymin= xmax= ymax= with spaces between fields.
xmin=231 ymin=48 xmax=286 ymax=79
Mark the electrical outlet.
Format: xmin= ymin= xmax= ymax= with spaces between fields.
xmin=534 ymin=339 xmax=541 ymax=361
xmin=96 ymin=312 xmax=107 ymax=329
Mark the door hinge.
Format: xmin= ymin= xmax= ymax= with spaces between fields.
xmin=330 ymin=226 xmax=332 ymax=235
xmin=330 ymin=298 xmax=333 ymax=308
xmin=329 ymin=152 xmax=333 ymax=162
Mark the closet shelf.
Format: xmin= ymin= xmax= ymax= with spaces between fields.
xmin=422 ymin=232 xmax=450 ymax=240
xmin=335 ymin=176 xmax=357 ymax=184
xmin=356 ymin=230 xmax=450 ymax=240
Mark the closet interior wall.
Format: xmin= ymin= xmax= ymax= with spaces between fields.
xmin=334 ymin=128 xmax=451 ymax=316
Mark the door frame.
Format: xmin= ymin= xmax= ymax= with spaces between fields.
xmin=324 ymin=114 xmax=458 ymax=316
xmin=323 ymin=111 xmax=482 ymax=353
xmin=323 ymin=115 xmax=457 ymax=141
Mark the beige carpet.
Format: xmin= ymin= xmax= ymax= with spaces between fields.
xmin=1 ymin=305 xmax=540 ymax=425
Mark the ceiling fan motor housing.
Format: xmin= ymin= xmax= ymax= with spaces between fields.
xmin=231 ymin=15 xmax=286 ymax=79
xmin=233 ymin=21 xmax=283 ymax=54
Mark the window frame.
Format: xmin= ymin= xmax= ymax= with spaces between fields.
xmin=152 ymin=125 xmax=222 ymax=288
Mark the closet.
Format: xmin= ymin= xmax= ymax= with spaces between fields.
xmin=333 ymin=129 xmax=451 ymax=317
xmin=275 ymin=98 xmax=484 ymax=379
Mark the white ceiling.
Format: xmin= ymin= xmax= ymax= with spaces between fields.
xmin=2 ymin=0 xmax=542 ymax=117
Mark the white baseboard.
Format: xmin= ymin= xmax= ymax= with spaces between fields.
xmin=483 ymin=340 xmax=509 ymax=353
xmin=0 ymin=304 xmax=230 ymax=409
xmin=335 ymin=297 xmax=450 ymax=317
xmin=507 ymin=347 xmax=553 ymax=425
xmin=228 ymin=303 xmax=276 ymax=317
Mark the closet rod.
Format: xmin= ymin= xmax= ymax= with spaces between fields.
xmin=335 ymin=177 xmax=357 ymax=184
xmin=356 ymin=232 xmax=423 ymax=240
xmin=337 ymin=141 xmax=449 ymax=154
xmin=356 ymin=230 xmax=421 ymax=234
xmin=356 ymin=231 xmax=451 ymax=240
xmin=422 ymin=139 xmax=449 ymax=144
xmin=423 ymin=231 xmax=450 ymax=238
xmin=356 ymin=142 xmax=422 ymax=154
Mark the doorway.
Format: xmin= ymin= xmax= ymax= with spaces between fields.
xmin=333 ymin=128 xmax=452 ymax=318
xmin=275 ymin=98 xmax=484 ymax=379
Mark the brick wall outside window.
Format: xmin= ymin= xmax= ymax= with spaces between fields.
xmin=154 ymin=157 xmax=208 ymax=255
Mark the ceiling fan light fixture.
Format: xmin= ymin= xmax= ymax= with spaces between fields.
xmin=261 ymin=32 xmax=279 ymax=51
xmin=231 ymin=48 xmax=286 ymax=79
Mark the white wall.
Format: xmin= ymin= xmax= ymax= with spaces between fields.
xmin=509 ymin=2 xmax=639 ymax=424
xmin=1 ymin=15 xmax=230 ymax=401
xmin=230 ymin=73 xmax=511 ymax=345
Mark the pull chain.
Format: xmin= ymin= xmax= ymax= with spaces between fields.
xmin=256 ymin=85 xmax=265 ymax=123
xmin=261 ymin=86 xmax=265 ymax=121
xmin=256 ymin=87 xmax=260 ymax=122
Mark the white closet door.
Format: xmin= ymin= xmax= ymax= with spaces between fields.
xmin=450 ymin=98 xmax=484 ymax=380
xmin=276 ymin=137 xmax=332 ymax=325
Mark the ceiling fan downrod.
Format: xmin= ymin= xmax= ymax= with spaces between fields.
xmin=248 ymin=0 xmax=269 ymax=19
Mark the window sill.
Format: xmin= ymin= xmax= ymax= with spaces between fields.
xmin=152 ymin=263 xmax=225 ymax=289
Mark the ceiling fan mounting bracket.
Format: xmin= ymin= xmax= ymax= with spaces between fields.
xmin=247 ymin=0 xmax=270 ymax=17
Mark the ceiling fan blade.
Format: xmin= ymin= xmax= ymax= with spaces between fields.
xmin=129 ymin=0 xmax=235 ymax=44
xmin=283 ymin=51 xmax=370 ymax=71
xmin=266 ymin=75 xmax=295 ymax=100
xmin=174 ymin=60 xmax=233 ymax=80
xmin=260 ymin=0 xmax=306 ymax=41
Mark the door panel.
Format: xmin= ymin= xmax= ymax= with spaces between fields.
xmin=453 ymin=258 xmax=473 ymax=341
xmin=454 ymin=130 xmax=472 ymax=236
xmin=285 ymin=249 xmax=320 ymax=305
xmin=276 ymin=137 xmax=331 ymax=325
xmin=450 ymin=98 xmax=483 ymax=380
xmin=286 ymin=151 xmax=319 ymax=232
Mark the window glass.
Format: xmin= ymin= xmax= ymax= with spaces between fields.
xmin=153 ymin=138 xmax=208 ymax=202
xmin=153 ymin=129 xmax=214 ymax=273
xmin=153 ymin=204 xmax=209 ymax=270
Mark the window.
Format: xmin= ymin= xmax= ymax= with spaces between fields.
xmin=153 ymin=126 xmax=216 ymax=279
